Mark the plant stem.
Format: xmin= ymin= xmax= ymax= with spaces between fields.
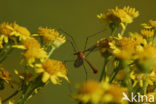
xmin=2 ymin=90 xmax=19 ymax=103
xmin=109 ymin=67 xmax=120 ymax=83
xmin=47 ymin=46 xmax=56 ymax=59
xmin=120 ymin=23 xmax=127 ymax=36
xmin=99 ymin=58 xmax=108 ymax=81
xmin=143 ymin=74 xmax=148 ymax=94
xmin=122 ymin=60 xmax=132 ymax=96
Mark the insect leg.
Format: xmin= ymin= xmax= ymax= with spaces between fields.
xmin=84 ymin=29 xmax=106 ymax=50
xmin=82 ymin=64 xmax=88 ymax=81
xmin=58 ymin=28 xmax=79 ymax=51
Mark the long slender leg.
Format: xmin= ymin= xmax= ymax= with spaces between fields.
xmin=58 ymin=28 xmax=79 ymax=51
xmin=82 ymin=64 xmax=88 ymax=81
xmin=84 ymin=29 xmax=106 ymax=50
xmin=67 ymin=39 xmax=77 ymax=53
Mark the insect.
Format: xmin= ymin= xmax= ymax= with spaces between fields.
xmin=60 ymin=29 xmax=105 ymax=75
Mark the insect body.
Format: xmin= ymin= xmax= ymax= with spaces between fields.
xmin=74 ymin=51 xmax=98 ymax=73
xmin=59 ymin=28 xmax=105 ymax=75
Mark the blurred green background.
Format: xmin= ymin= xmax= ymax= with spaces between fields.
xmin=0 ymin=0 xmax=156 ymax=104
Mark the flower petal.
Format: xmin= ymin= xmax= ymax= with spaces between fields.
xmin=42 ymin=72 xmax=50 ymax=83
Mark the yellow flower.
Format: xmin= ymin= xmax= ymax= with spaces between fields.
xmin=53 ymin=35 xmax=66 ymax=48
xmin=0 ymin=22 xmax=14 ymax=48
xmin=38 ymin=27 xmax=59 ymax=42
xmin=129 ymin=32 xmax=147 ymax=46
xmin=123 ymin=6 xmax=139 ymax=18
xmin=73 ymin=80 xmax=104 ymax=104
xmin=0 ymin=22 xmax=13 ymax=36
xmin=97 ymin=6 xmax=134 ymax=26
xmin=11 ymin=23 xmax=30 ymax=40
xmin=24 ymin=48 xmax=47 ymax=66
xmin=130 ymin=69 xmax=156 ymax=88
xmin=13 ymin=38 xmax=40 ymax=50
xmin=111 ymin=6 xmax=133 ymax=24
xmin=101 ymin=85 xmax=127 ymax=104
xmin=0 ymin=22 xmax=31 ymax=48
xmin=96 ymin=37 xmax=114 ymax=52
xmin=142 ymin=20 xmax=156 ymax=29
xmin=73 ymin=80 xmax=127 ymax=104
xmin=35 ymin=59 xmax=69 ymax=84
xmin=22 ymin=38 xmax=40 ymax=49
xmin=149 ymin=20 xmax=156 ymax=28
xmin=141 ymin=29 xmax=154 ymax=38
xmin=137 ymin=46 xmax=156 ymax=62
xmin=110 ymin=37 xmax=136 ymax=59
xmin=97 ymin=12 xmax=120 ymax=24
xmin=38 ymin=27 xmax=66 ymax=47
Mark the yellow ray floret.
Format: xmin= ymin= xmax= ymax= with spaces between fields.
xmin=35 ymin=59 xmax=69 ymax=84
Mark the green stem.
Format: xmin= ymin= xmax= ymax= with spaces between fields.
xmin=122 ymin=60 xmax=132 ymax=96
xmin=109 ymin=67 xmax=120 ymax=83
xmin=17 ymin=75 xmax=45 ymax=104
xmin=143 ymin=74 xmax=148 ymax=94
xmin=47 ymin=46 xmax=56 ymax=59
xmin=0 ymin=45 xmax=13 ymax=63
xmin=99 ymin=58 xmax=108 ymax=81
xmin=120 ymin=23 xmax=127 ymax=36
xmin=2 ymin=90 xmax=19 ymax=103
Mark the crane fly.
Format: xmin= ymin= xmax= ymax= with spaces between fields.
xmin=59 ymin=28 xmax=105 ymax=74
xmin=73 ymin=51 xmax=98 ymax=73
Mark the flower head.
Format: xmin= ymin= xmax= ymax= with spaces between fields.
xmin=38 ymin=27 xmax=66 ymax=48
xmin=12 ymin=23 xmax=30 ymax=40
xmin=0 ymin=22 xmax=13 ymax=36
xmin=38 ymin=27 xmax=59 ymax=42
xmin=142 ymin=20 xmax=156 ymax=29
xmin=96 ymin=37 xmax=114 ymax=52
xmin=0 ymin=22 xmax=31 ymax=48
xmin=35 ymin=59 xmax=69 ymax=84
xmin=130 ymin=69 xmax=156 ymax=88
xmin=149 ymin=20 xmax=156 ymax=28
xmin=24 ymin=48 xmax=47 ymax=66
xmin=73 ymin=80 xmax=104 ymax=104
xmin=136 ymin=46 xmax=156 ymax=72
xmin=141 ymin=29 xmax=154 ymax=38
xmin=129 ymin=32 xmax=147 ymax=46
xmin=53 ymin=35 xmax=66 ymax=48
xmin=22 ymin=38 xmax=40 ymax=49
xmin=110 ymin=36 xmax=136 ymax=59
xmin=73 ymin=80 xmax=127 ymax=104
xmin=123 ymin=6 xmax=139 ymax=18
xmin=112 ymin=6 xmax=133 ymax=24
xmin=101 ymin=84 xmax=126 ymax=104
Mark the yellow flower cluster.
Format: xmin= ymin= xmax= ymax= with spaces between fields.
xmin=97 ymin=6 xmax=139 ymax=29
xmin=0 ymin=22 xmax=68 ymax=86
xmin=80 ymin=6 xmax=156 ymax=104
xmin=73 ymin=80 xmax=127 ymax=104
xmin=0 ymin=22 xmax=30 ymax=48
xmin=142 ymin=20 xmax=156 ymax=29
